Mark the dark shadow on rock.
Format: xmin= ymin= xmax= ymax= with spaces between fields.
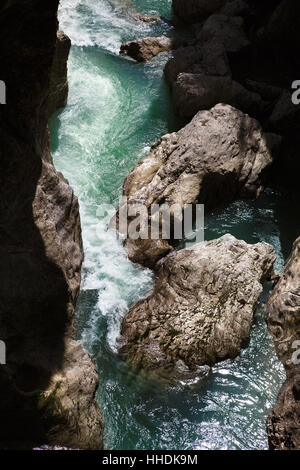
xmin=0 ymin=0 xmax=69 ymax=446
xmin=0 ymin=0 xmax=103 ymax=450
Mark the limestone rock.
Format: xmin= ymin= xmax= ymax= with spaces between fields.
xmin=119 ymin=234 xmax=276 ymax=381
xmin=115 ymin=104 xmax=280 ymax=268
xmin=120 ymin=36 xmax=182 ymax=62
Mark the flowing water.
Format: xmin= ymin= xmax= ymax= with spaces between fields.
xmin=49 ymin=0 xmax=296 ymax=450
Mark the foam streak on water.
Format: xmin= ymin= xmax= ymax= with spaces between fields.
xmin=51 ymin=0 xmax=286 ymax=450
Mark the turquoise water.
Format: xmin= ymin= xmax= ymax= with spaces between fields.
xmin=50 ymin=0 xmax=289 ymax=450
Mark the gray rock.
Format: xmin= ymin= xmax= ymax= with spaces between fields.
xmin=119 ymin=234 xmax=276 ymax=382
xmin=114 ymin=104 xmax=281 ymax=268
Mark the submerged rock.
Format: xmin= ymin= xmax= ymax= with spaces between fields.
xmin=115 ymin=104 xmax=280 ymax=268
xmin=267 ymin=237 xmax=300 ymax=450
xmin=120 ymin=36 xmax=183 ymax=62
xmin=119 ymin=234 xmax=276 ymax=382
xmin=130 ymin=12 xmax=161 ymax=23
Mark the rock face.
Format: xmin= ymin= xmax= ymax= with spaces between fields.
xmin=196 ymin=14 xmax=250 ymax=54
xmin=267 ymin=369 xmax=300 ymax=450
xmin=167 ymin=0 xmax=300 ymax=181
xmin=267 ymin=237 xmax=300 ymax=370
xmin=48 ymin=30 xmax=71 ymax=117
xmin=0 ymin=0 xmax=103 ymax=449
xmin=172 ymin=73 xmax=264 ymax=118
xmin=119 ymin=235 xmax=276 ymax=381
xmin=172 ymin=0 xmax=223 ymax=23
xmin=165 ymin=10 xmax=264 ymax=119
xmin=116 ymin=104 xmax=280 ymax=268
xmin=120 ymin=37 xmax=182 ymax=62
xmin=267 ymin=237 xmax=300 ymax=450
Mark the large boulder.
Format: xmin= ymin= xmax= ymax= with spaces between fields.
xmin=118 ymin=234 xmax=276 ymax=382
xmin=114 ymin=104 xmax=280 ymax=268
xmin=120 ymin=36 xmax=183 ymax=62
xmin=172 ymin=0 xmax=223 ymax=23
xmin=267 ymin=237 xmax=300 ymax=450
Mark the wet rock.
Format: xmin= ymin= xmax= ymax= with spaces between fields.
xmin=130 ymin=12 xmax=160 ymax=23
xmin=120 ymin=36 xmax=183 ymax=62
xmin=119 ymin=234 xmax=276 ymax=381
xmin=114 ymin=104 xmax=281 ymax=268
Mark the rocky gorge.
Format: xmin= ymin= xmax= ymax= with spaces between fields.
xmin=0 ymin=0 xmax=299 ymax=452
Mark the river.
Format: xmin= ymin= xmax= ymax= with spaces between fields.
xmin=50 ymin=0 xmax=289 ymax=450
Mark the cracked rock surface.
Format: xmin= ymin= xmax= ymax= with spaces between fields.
xmin=119 ymin=234 xmax=276 ymax=382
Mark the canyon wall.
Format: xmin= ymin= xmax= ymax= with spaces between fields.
xmin=0 ymin=0 xmax=103 ymax=449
